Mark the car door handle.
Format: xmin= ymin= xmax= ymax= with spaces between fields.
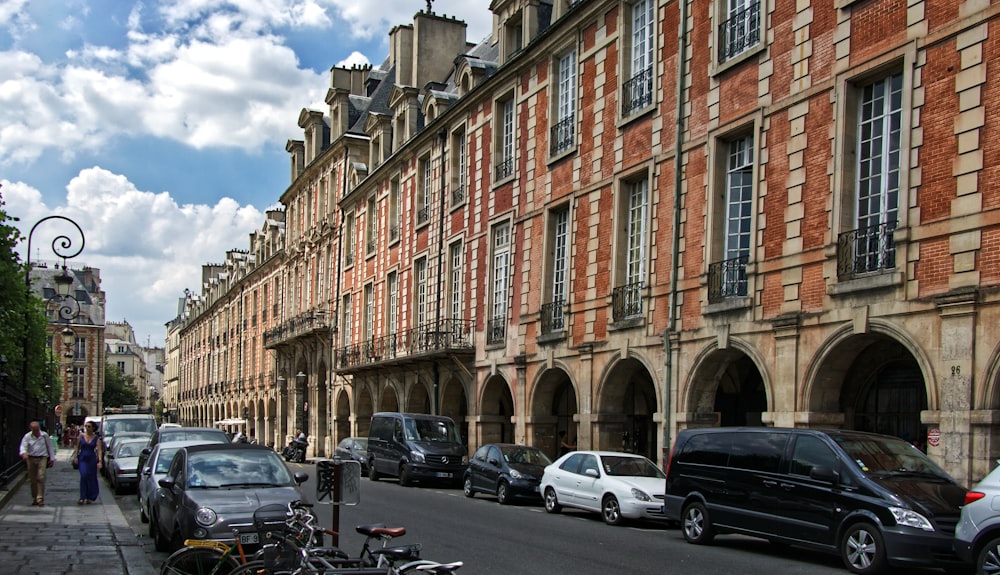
xmin=762 ymin=479 xmax=778 ymax=488
xmin=779 ymin=483 xmax=795 ymax=490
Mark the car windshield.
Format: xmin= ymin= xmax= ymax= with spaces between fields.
xmin=105 ymin=419 xmax=156 ymax=436
xmin=115 ymin=440 xmax=147 ymax=458
xmin=501 ymin=446 xmax=551 ymax=466
xmin=600 ymin=455 xmax=665 ymax=478
xmin=404 ymin=419 xmax=461 ymax=443
xmin=155 ymin=447 xmax=182 ymax=474
xmin=353 ymin=438 xmax=368 ymax=450
xmin=832 ymin=433 xmax=952 ymax=480
xmin=187 ymin=450 xmax=292 ymax=488
xmin=165 ymin=430 xmax=228 ymax=443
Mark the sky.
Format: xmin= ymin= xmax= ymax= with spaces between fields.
xmin=0 ymin=0 xmax=492 ymax=347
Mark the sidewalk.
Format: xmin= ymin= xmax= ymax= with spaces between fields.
xmin=0 ymin=445 xmax=158 ymax=575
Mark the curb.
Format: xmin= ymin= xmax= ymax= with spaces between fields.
xmin=0 ymin=470 xmax=27 ymax=511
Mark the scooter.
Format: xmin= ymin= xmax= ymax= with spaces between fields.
xmin=282 ymin=437 xmax=308 ymax=463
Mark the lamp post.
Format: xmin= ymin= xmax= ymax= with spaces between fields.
xmin=296 ymin=371 xmax=307 ymax=438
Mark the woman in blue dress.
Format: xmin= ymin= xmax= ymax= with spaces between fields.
xmin=72 ymin=421 xmax=103 ymax=503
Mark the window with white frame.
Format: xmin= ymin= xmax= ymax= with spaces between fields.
xmin=366 ymin=196 xmax=377 ymax=255
xmin=544 ymin=206 xmax=569 ymax=334
xmin=342 ymin=294 xmax=352 ymax=347
xmin=345 ymin=212 xmax=356 ymax=266
xmin=495 ymin=97 xmax=515 ymax=181
xmin=75 ymin=337 xmax=87 ymax=360
xmin=718 ymin=0 xmax=761 ymax=64
xmin=614 ymin=178 xmax=647 ymax=321
xmin=418 ymin=156 xmax=431 ymax=224
xmin=73 ymin=367 xmax=86 ymax=397
xmin=449 ymin=242 xmax=463 ymax=320
xmin=451 ymin=129 xmax=467 ymax=206
xmin=414 ymin=257 xmax=427 ymax=328
xmin=708 ymin=133 xmax=753 ymax=302
xmin=551 ymin=49 xmax=577 ymax=156
xmin=387 ymin=272 xmax=398 ymax=336
xmin=623 ymin=0 xmax=654 ymax=116
xmin=364 ymin=284 xmax=374 ymax=341
xmin=389 ymin=178 xmax=400 ymax=242
xmin=488 ymin=222 xmax=511 ymax=344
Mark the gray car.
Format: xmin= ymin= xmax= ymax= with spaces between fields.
xmin=137 ymin=440 xmax=215 ymax=524
xmin=107 ymin=439 xmax=148 ymax=494
xmin=149 ymin=443 xmax=308 ymax=552
xmin=956 ymin=463 xmax=1000 ymax=573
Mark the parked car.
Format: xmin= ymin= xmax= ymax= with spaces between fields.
xmin=955 ymin=461 xmax=1000 ymax=574
xmin=102 ymin=431 xmax=151 ymax=476
xmin=464 ymin=443 xmax=551 ymax=504
xmin=138 ymin=426 xmax=231 ymax=477
xmin=367 ymin=412 xmax=468 ymax=486
xmin=137 ymin=440 xmax=215 ymax=524
xmin=663 ymin=427 xmax=969 ymax=575
xmin=106 ymin=438 xmax=148 ymax=494
xmin=149 ymin=443 xmax=308 ymax=552
xmin=540 ymin=450 xmax=666 ymax=525
xmin=335 ymin=437 xmax=369 ymax=472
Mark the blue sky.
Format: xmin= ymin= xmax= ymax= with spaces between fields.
xmin=0 ymin=0 xmax=491 ymax=345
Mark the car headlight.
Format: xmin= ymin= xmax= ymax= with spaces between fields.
xmin=631 ymin=488 xmax=652 ymax=502
xmin=461 ymin=455 xmax=469 ymax=465
xmin=889 ymin=506 xmax=934 ymax=531
xmin=195 ymin=507 xmax=218 ymax=527
xmin=510 ymin=469 xmax=522 ymax=479
xmin=410 ymin=451 xmax=425 ymax=463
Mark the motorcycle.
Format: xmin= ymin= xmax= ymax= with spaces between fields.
xmin=282 ymin=437 xmax=308 ymax=463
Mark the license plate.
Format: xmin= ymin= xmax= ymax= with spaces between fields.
xmin=434 ymin=472 xmax=452 ymax=478
xmin=239 ymin=533 xmax=259 ymax=545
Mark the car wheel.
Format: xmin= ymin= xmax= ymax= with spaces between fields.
xmin=151 ymin=515 xmax=171 ymax=552
xmin=368 ymin=460 xmax=380 ymax=481
xmin=463 ymin=476 xmax=475 ymax=498
xmin=681 ymin=502 xmax=715 ymax=544
xmin=841 ymin=522 xmax=886 ymax=575
xmin=602 ymin=495 xmax=623 ymax=525
xmin=544 ymin=487 xmax=561 ymax=513
xmin=497 ymin=481 xmax=510 ymax=505
xmin=979 ymin=538 xmax=1000 ymax=575
xmin=399 ymin=464 xmax=412 ymax=487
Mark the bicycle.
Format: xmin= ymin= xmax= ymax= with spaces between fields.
xmin=159 ymin=527 xmax=250 ymax=575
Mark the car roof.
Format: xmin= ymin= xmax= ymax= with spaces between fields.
xmin=181 ymin=443 xmax=273 ymax=454
xmin=564 ymin=450 xmax=651 ymax=458
xmin=161 ymin=427 xmax=225 ymax=433
xmin=154 ymin=439 xmax=214 ymax=450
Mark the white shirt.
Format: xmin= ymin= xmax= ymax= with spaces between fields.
xmin=20 ymin=431 xmax=55 ymax=461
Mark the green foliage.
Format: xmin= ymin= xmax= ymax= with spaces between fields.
xmin=0 ymin=192 xmax=52 ymax=400
xmin=104 ymin=363 xmax=140 ymax=407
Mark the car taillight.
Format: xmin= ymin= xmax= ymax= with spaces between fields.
xmin=965 ymin=491 xmax=986 ymax=505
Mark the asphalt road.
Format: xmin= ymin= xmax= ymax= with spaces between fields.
xmin=110 ymin=459 xmax=954 ymax=575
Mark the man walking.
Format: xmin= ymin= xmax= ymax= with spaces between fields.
xmin=19 ymin=420 xmax=56 ymax=506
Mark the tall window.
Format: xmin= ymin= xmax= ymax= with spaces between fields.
xmin=452 ymin=130 xmax=467 ymax=205
xmin=341 ymin=294 xmax=352 ymax=347
xmin=708 ymin=134 xmax=753 ymax=301
xmin=623 ymin=0 xmax=654 ymax=115
xmin=489 ymin=222 xmax=512 ymax=344
xmin=74 ymin=337 xmax=86 ymax=360
xmin=418 ymin=157 xmax=431 ymax=224
xmin=389 ymin=179 xmax=400 ymax=241
xmin=387 ymin=272 xmax=398 ymax=336
xmin=364 ymin=284 xmax=374 ymax=341
xmin=366 ymin=197 xmax=377 ymax=254
xmin=414 ymin=258 xmax=427 ymax=327
xmin=345 ymin=212 xmax=356 ymax=266
xmin=614 ymin=179 xmax=647 ymax=320
xmin=449 ymin=242 xmax=463 ymax=320
xmin=495 ymin=97 xmax=515 ymax=181
xmin=718 ymin=0 xmax=761 ymax=64
xmin=72 ymin=367 xmax=85 ymax=397
xmin=546 ymin=207 xmax=569 ymax=333
xmin=551 ymin=50 xmax=577 ymax=155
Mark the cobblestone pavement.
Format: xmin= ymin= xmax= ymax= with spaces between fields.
xmin=0 ymin=445 xmax=158 ymax=575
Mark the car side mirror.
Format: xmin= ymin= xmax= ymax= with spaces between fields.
xmin=142 ymin=447 xmax=152 ymax=455
xmin=158 ymin=478 xmax=175 ymax=489
xmin=488 ymin=458 xmax=500 ymax=466
xmin=585 ymin=468 xmax=600 ymax=478
xmin=810 ymin=465 xmax=839 ymax=484
xmin=141 ymin=468 xmax=151 ymax=476
xmin=293 ymin=471 xmax=309 ymax=485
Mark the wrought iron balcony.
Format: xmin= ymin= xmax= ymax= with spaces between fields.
xmin=612 ymin=282 xmax=644 ymax=321
xmin=540 ymin=299 xmax=566 ymax=335
xmin=452 ymin=184 xmax=466 ymax=206
xmin=718 ymin=0 xmax=760 ymax=63
xmin=486 ymin=316 xmax=507 ymax=345
xmin=263 ymin=309 xmax=331 ymax=348
xmin=622 ymin=66 xmax=653 ymax=116
xmin=495 ymin=157 xmax=514 ymax=181
xmin=708 ymin=254 xmax=749 ymax=303
xmin=334 ymin=319 xmax=475 ymax=371
xmin=550 ymin=116 xmax=575 ymax=156
xmin=837 ymin=221 xmax=896 ymax=280
xmin=417 ymin=206 xmax=430 ymax=225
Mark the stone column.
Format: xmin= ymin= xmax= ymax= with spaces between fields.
xmin=932 ymin=291 xmax=977 ymax=486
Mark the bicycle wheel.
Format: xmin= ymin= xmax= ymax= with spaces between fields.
xmin=224 ymin=560 xmax=274 ymax=575
xmin=160 ymin=547 xmax=240 ymax=575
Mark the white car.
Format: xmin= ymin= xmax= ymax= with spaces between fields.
xmin=137 ymin=440 xmax=215 ymax=523
xmin=540 ymin=450 xmax=667 ymax=525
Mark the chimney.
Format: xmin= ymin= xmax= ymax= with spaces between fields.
xmin=389 ymin=24 xmax=414 ymax=86
xmin=413 ymin=12 xmax=468 ymax=89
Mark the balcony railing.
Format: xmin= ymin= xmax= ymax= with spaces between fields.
xmin=612 ymin=282 xmax=643 ymax=321
xmin=718 ymin=0 xmax=761 ymax=64
xmin=334 ymin=319 xmax=475 ymax=370
xmin=708 ymin=254 xmax=749 ymax=303
xmin=495 ymin=157 xmax=514 ymax=181
xmin=550 ymin=116 xmax=575 ymax=156
xmin=263 ymin=309 xmax=331 ymax=348
xmin=417 ymin=206 xmax=430 ymax=225
xmin=838 ymin=221 xmax=896 ymax=280
xmin=622 ymin=66 xmax=653 ymax=116
xmin=452 ymin=184 xmax=466 ymax=206
xmin=540 ymin=299 xmax=566 ymax=335
xmin=486 ymin=316 xmax=507 ymax=345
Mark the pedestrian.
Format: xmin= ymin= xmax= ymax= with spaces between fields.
xmin=68 ymin=423 xmax=80 ymax=447
xmin=55 ymin=421 xmax=63 ymax=447
xmin=72 ymin=420 xmax=103 ymax=504
xmin=559 ymin=431 xmax=576 ymax=457
xmin=19 ymin=420 xmax=56 ymax=507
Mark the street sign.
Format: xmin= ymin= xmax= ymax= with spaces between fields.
xmin=315 ymin=459 xmax=362 ymax=505
xmin=927 ymin=427 xmax=941 ymax=447
xmin=54 ymin=405 xmax=63 ymax=415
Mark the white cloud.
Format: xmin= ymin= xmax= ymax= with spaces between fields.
xmin=336 ymin=50 xmax=369 ymax=68
xmin=0 ymin=0 xmax=30 ymax=27
xmin=3 ymin=170 xmax=263 ymax=344
xmin=328 ymin=0 xmax=492 ymax=42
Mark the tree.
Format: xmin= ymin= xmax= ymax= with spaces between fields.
xmin=103 ymin=363 xmax=140 ymax=407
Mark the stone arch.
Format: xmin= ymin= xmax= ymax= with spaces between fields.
xmin=379 ymin=381 xmax=400 ymax=412
xmin=597 ymin=353 xmax=659 ymax=459
xmin=479 ymin=374 xmax=515 ymax=444
xmin=682 ymin=340 xmax=771 ymax=428
xmin=407 ymin=379 xmax=431 ymax=414
xmin=335 ymin=389 xmax=352 ymax=443
xmin=439 ymin=377 xmax=469 ymax=446
xmin=355 ymin=386 xmax=375 ymax=437
xmin=530 ymin=366 xmax=578 ymax=458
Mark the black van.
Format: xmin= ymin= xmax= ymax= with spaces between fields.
xmin=367 ymin=412 xmax=468 ymax=486
xmin=663 ymin=427 xmax=968 ymax=574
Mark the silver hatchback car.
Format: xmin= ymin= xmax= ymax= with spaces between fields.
xmin=956 ymin=463 xmax=1000 ymax=573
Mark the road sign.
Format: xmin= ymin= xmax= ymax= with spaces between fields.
xmin=315 ymin=459 xmax=362 ymax=505
xmin=54 ymin=405 xmax=63 ymax=415
xmin=927 ymin=427 xmax=941 ymax=447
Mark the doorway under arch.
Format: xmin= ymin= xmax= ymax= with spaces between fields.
xmin=598 ymin=358 xmax=657 ymax=460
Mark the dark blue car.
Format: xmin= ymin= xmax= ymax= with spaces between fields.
xmin=463 ymin=443 xmax=551 ymax=504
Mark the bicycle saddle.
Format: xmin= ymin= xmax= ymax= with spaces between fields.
xmin=356 ymin=524 xmax=406 ymax=537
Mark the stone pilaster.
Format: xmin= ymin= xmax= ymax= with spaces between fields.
xmin=931 ymin=291 xmax=977 ymax=487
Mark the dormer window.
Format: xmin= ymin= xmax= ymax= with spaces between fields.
xmin=504 ymin=12 xmax=523 ymax=61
